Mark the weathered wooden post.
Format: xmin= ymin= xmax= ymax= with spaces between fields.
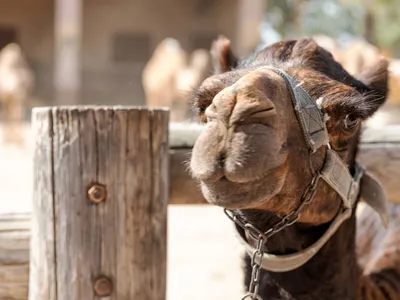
xmin=29 ymin=106 xmax=169 ymax=300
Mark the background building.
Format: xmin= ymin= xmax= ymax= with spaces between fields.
xmin=0 ymin=0 xmax=265 ymax=111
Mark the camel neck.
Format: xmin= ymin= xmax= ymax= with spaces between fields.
xmin=238 ymin=209 xmax=360 ymax=300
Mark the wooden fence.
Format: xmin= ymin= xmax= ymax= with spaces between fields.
xmin=0 ymin=106 xmax=399 ymax=300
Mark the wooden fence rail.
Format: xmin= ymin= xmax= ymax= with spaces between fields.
xmin=0 ymin=107 xmax=399 ymax=300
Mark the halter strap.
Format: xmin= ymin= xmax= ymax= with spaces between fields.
xmin=262 ymin=66 xmax=330 ymax=153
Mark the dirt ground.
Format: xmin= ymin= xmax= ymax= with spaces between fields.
xmin=0 ymin=123 xmax=244 ymax=300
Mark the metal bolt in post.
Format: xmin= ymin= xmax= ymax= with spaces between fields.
xmin=93 ymin=275 xmax=113 ymax=297
xmin=87 ymin=183 xmax=107 ymax=204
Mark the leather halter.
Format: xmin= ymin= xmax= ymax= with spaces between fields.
xmin=230 ymin=66 xmax=366 ymax=273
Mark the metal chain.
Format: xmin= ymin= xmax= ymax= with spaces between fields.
xmin=224 ymin=171 xmax=321 ymax=300
xmin=241 ymin=238 xmax=264 ymax=300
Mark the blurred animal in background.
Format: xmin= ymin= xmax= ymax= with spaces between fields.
xmin=174 ymin=49 xmax=212 ymax=121
xmin=142 ymin=38 xmax=211 ymax=122
xmin=388 ymin=59 xmax=400 ymax=107
xmin=142 ymin=38 xmax=186 ymax=115
xmin=339 ymin=39 xmax=382 ymax=76
xmin=0 ymin=43 xmax=34 ymax=146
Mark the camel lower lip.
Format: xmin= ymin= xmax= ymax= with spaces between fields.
xmin=199 ymin=174 xmax=280 ymax=210
xmin=217 ymin=175 xmax=264 ymax=185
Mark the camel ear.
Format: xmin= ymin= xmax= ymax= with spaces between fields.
xmin=292 ymin=38 xmax=319 ymax=57
xmin=210 ymin=35 xmax=238 ymax=74
xmin=360 ymin=171 xmax=389 ymax=228
xmin=353 ymin=58 xmax=389 ymax=119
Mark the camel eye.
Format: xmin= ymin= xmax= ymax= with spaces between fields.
xmin=196 ymin=106 xmax=206 ymax=114
xmin=343 ymin=114 xmax=359 ymax=130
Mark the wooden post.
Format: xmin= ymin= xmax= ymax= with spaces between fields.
xmin=29 ymin=106 xmax=169 ymax=300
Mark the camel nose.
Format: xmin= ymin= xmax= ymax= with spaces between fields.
xmin=205 ymin=70 xmax=276 ymax=127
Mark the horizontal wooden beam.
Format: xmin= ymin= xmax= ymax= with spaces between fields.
xmin=168 ymin=124 xmax=400 ymax=205
xmin=169 ymin=122 xmax=204 ymax=149
xmin=169 ymin=149 xmax=207 ymax=205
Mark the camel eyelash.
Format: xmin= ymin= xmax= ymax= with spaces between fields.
xmin=192 ymin=88 xmax=217 ymax=114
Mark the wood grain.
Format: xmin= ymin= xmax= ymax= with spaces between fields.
xmin=29 ymin=108 xmax=57 ymax=300
xmin=0 ymin=213 xmax=30 ymax=300
xmin=29 ymin=106 xmax=169 ymax=300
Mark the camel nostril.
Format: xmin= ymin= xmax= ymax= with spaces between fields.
xmin=248 ymin=107 xmax=275 ymax=118
xmin=236 ymin=106 xmax=276 ymax=125
xmin=229 ymin=99 xmax=276 ymax=125
xmin=218 ymin=153 xmax=226 ymax=167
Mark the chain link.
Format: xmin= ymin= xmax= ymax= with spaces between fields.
xmin=240 ymin=238 xmax=264 ymax=300
xmin=224 ymin=171 xmax=321 ymax=300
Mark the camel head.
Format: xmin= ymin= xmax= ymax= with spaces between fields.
xmin=190 ymin=37 xmax=389 ymax=225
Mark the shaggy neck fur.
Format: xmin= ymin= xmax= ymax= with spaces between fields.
xmin=239 ymin=208 xmax=360 ymax=300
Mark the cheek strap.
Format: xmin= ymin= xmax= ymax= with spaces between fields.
xmin=359 ymin=171 xmax=389 ymax=228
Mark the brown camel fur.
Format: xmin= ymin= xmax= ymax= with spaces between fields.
xmin=189 ymin=36 xmax=400 ymax=299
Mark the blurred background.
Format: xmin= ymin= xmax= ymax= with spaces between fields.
xmin=0 ymin=0 xmax=399 ymax=128
xmin=0 ymin=0 xmax=399 ymax=299
xmin=0 ymin=0 xmax=400 ymax=125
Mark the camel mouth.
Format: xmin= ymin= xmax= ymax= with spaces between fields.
xmin=199 ymin=178 xmax=268 ymax=209
xmin=198 ymin=163 xmax=288 ymax=210
xmin=190 ymin=119 xmax=289 ymax=209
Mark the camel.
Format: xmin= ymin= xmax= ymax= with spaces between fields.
xmin=189 ymin=36 xmax=400 ymax=299
xmin=142 ymin=38 xmax=211 ymax=122
xmin=142 ymin=38 xmax=186 ymax=113
xmin=0 ymin=43 xmax=34 ymax=145
xmin=174 ymin=49 xmax=212 ymax=121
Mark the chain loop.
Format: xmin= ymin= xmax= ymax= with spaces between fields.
xmin=225 ymin=171 xmax=322 ymax=300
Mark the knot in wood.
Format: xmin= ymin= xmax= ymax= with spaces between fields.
xmin=88 ymin=183 xmax=106 ymax=204
xmin=93 ymin=275 xmax=113 ymax=297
